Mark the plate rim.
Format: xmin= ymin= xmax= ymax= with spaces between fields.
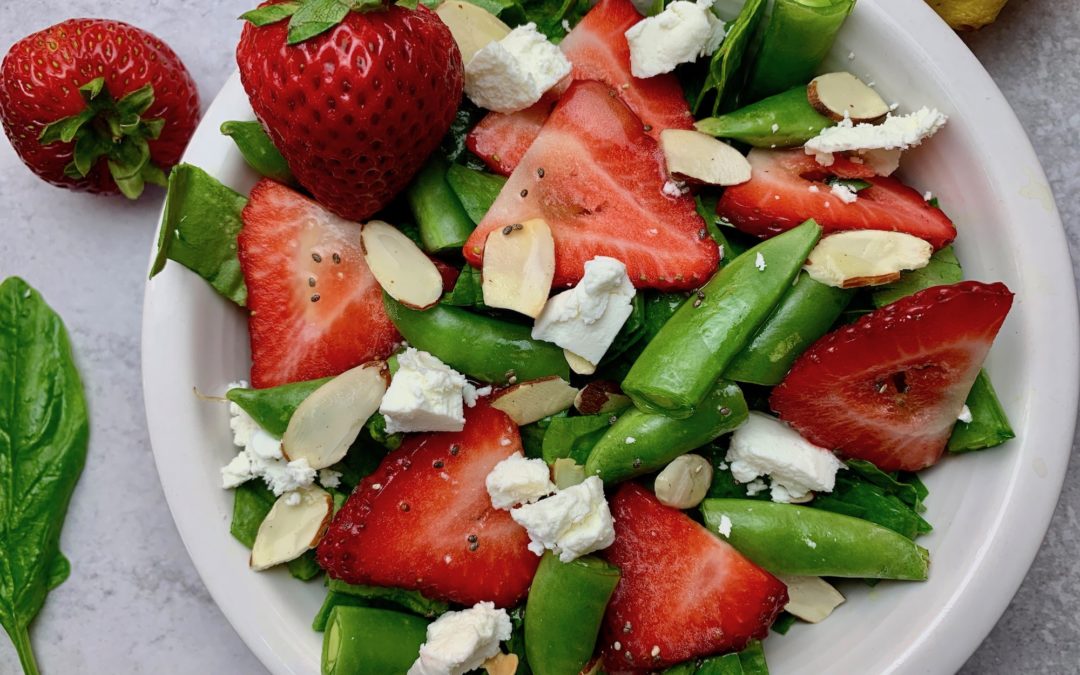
xmin=141 ymin=1 xmax=1080 ymax=673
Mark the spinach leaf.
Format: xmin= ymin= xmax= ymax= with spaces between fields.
xmin=327 ymin=578 xmax=449 ymax=617
xmin=540 ymin=414 xmax=615 ymax=464
xmin=230 ymin=481 xmax=276 ymax=548
xmin=227 ymin=377 xmax=331 ymax=437
xmin=1 ymin=277 xmax=90 ymax=675
xmin=440 ymin=101 xmax=489 ymax=163
xmin=871 ymin=245 xmax=962 ymax=308
xmin=521 ymin=0 xmax=592 ymax=40
xmin=694 ymin=0 xmax=766 ymax=114
xmin=464 ymin=0 xmax=528 ymax=25
xmin=506 ymin=605 xmax=532 ymax=675
xmin=441 ymin=265 xmax=487 ymax=309
xmin=948 ymin=369 xmax=1015 ymax=453
xmin=149 ymin=164 xmax=248 ymax=306
xmin=445 ymin=164 xmax=507 ymax=225
xmin=520 ymin=413 xmax=565 ymax=459
xmin=737 ymin=640 xmax=769 ymax=674
xmin=810 ymin=460 xmax=931 ymax=540
xmin=287 ymin=551 xmax=324 ymax=581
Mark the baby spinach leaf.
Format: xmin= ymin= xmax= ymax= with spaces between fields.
xmin=441 ymin=265 xmax=487 ymax=309
xmin=947 ymin=369 xmax=1015 ymax=453
xmin=287 ymin=551 xmax=324 ymax=581
xmin=445 ymin=164 xmax=507 ymax=225
xmin=150 ymin=164 xmax=248 ymax=306
xmin=694 ymin=0 xmax=766 ymax=114
xmin=541 ymin=414 xmax=615 ymax=464
xmin=230 ymin=481 xmax=276 ymax=548
xmin=871 ymin=245 xmax=963 ymax=308
xmin=227 ymin=377 xmax=331 ymax=437
xmin=464 ymin=0 xmax=528 ymax=25
xmin=1 ymin=277 xmax=90 ymax=675
xmin=810 ymin=460 xmax=931 ymax=540
xmin=737 ymin=640 xmax=769 ymax=674
xmin=521 ymin=0 xmax=591 ymax=40
xmin=327 ymin=578 xmax=449 ymax=617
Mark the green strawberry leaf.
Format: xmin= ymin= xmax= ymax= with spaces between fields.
xmin=287 ymin=0 xmax=351 ymax=44
xmin=38 ymin=109 xmax=95 ymax=145
xmin=78 ymin=76 xmax=106 ymax=102
xmin=240 ymin=1 xmax=302 ymax=25
xmin=396 ymin=0 xmax=420 ymax=8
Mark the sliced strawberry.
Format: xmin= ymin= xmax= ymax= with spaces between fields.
xmin=717 ymin=149 xmax=957 ymax=250
xmin=238 ymin=179 xmax=399 ymax=388
xmin=463 ymin=81 xmax=717 ymax=291
xmin=600 ymin=484 xmax=787 ymax=671
xmin=316 ymin=401 xmax=539 ymax=607
xmin=771 ymin=281 xmax=1013 ymax=472
xmin=431 ymin=256 xmax=461 ymax=291
xmin=466 ymin=0 xmax=692 ymax=176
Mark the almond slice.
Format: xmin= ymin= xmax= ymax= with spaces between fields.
xmin=660 ymin=129 xmax=752 ymax=187
xmin=803 ymin=230 xmax=933 ymax=289
xmin=250 ymin=486 xmax=333 ymax=571
xmin=564 ymin=349 xmax=596 ymax=376
xmin=808 ymin=72 xmax=890 ymax=123
xmin=361 ymin=220 xmax=443 ymax=310
xmin=574 ymin=381 xmax=632 ymax=416
xmin=490 ymin=376 xmax=578 ymax=425
xmin=553 ymin=458 xmax=587 ymax=489
xmin=859 ymin=147 xmax=901 ymax=176
xmin=482 ymin=218 xmax=555 ymax=318
xmin=435 ymin=0 xmax=512 ymax=64
xmin=483 ymin=652 xmax=519 ymax=675
xmin=779 ymin=575 xmax=846 ymax=623
xmin=282 ymin=361 xmax=390 ymax=469
xmin=654 ymin=454 xmax=713 ymax=509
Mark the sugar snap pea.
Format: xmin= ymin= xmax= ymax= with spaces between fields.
xmin=383 ymin=295 xmax=570 ymax=385
xmin=700 ymin=499 xmax=929 ymax=580
xmin=725 ymin=272 xmax=853 ymax=386
xmin=695 ymin=86 xmax=834 ymax=148
xmin=321 ymin=605 xmax=429 ymax=675
xmin=744 ymin=0 xmax=857 ymax=102
xmin=585 ymin=380 xmax=748 ymax=483
xmin=525 ymin=553 xmax=621 ymax=675
xmin=220 ymin=120 xmax=293 ymax=183
xmin=622 ymin=220 xmax=822 ymax=418
xmin=406 ymin=154 xmax=476 ymax=253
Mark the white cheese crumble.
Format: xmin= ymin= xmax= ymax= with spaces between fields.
xmin=830 ymin=182 xmax=858 ymax=204
xmin=717 ymin=514 xmax=733 ymax=537
xmin=408 ymin=602 xmax=512 ymax=675
xmin=804 ymin=107 xmax=948 ymax=165
xmin=532 ymin=256 xmax=636 ymax=365
xmin=625 ymin=0 xmax=726 ymax=78
xmin=958 ymin=404 xmax=974 ymax=424
xmin=221 ymin=391 xmax=317 ymax=496
xmin=464 ymin=23 xmax=571 ymax=114
xmin=754 ymin=252 xmax=766 ymax=271
xmin=486 ymin=452 xmax=556 ymax=510
xmin=726 ymin=412 xmax=846 ymax=503
xmin=319 ymin=468 xmax=342 ymax=489
xmin=510 ymin=476 xmax=616 ymax=562
xmin=662 ymin=179 xmax=689 ymax=197
xmin=380 ymin=348 xmax=471 ymax=434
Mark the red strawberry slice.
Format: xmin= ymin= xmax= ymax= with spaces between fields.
xmin=463 ymin=81 xmax=718 ymax=291
xmin=316 ymin=401 xmax=539 ymax=607
xmin=466 ymin=0 xmax=693 ymax=176
xmin=771 ymin=281 xmax=1013 ymax=472
xmin=717 ymin=149 xmax=957 ymax=250
xmin=238 ymin=179 xmax=399 ymax=388
xmin=600 ymin=484 xmax=787 ymax=671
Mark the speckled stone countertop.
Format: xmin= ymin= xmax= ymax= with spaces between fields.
xmin=0 ymin=0 xmax=1077 ymax=672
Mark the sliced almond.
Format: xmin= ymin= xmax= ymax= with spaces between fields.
xmin=482 ymin=218 xmax=555 ymax=318
xmin=435 ymin=0 xmax=512 ymax=64
xmin=574 ymin=381 xmax=632 ymax=416
xmin=803 ymin=230 xmax=933 ymax=289
xmin=654 ymin=454 xmax=713 ymax=509
xmin=552 ymin=458 xmax=587 ymax=489
xmin=361 ymin=220 xmax=443 ymax=310
xmin=564 ymin=349 xmax=596 ymax=376
xmin=490 ymin=376 xmax=578 ymax=425
xmin=859 ymin=147 xmax=901 ymax=176
xmin=483 ymin=652 xmax=519 ymax=675
xmin=250 ymin=486 xmax=333 ymax=571
xmin=808 ymin=72 xmax=890 ymax=123
xmin=779 ymin=575 xmax=846 ymax=623
xmin=660 ymin=129 xmax=752 ymax=187
xmin=282 ymin=361 xmax=389 ymax=469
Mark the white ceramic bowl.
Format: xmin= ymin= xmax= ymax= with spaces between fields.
xmin=141 ymin=0 xmax=1079 ymax=672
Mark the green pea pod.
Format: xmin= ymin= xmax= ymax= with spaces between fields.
xmin=695 ymin=86 xmax=834 ymax=148
xmin=585 ymin=380 xmax=748 ymax=483
xmin=383 ymin=295 xmax=570 ymax=384
xmin=220 ymin=120 xmax=294 ymax=183
xmin=312 ymin=591 xmax=371 ymax=632
xmin=725 ymin=272 xmax=853 ymax=386
xmin=406 ymin=154 xmax=476 ymax=252
xmin=700 ymin=499 xmax=930 ymax=580
xmin=446 ymin=163 xmax=507 ymax=225
xmin=525 ymin=553 xmax=621 ymax=675
xmin=948 ymin=369 xmax=1015 ymax=453
xmin=696 ymin=652 xmax=745 ymax=675
xmin=321 ymin=606 xmax=429 ymax=675
xmin=744 ymin=0 xmax=857 ymax=102
xmin=622 ymin=220 xmax=822 ymax=417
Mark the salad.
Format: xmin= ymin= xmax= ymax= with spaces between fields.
xmin=150 ymin=0 xmax=1017 ymax=673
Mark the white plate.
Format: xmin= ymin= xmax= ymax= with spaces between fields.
xmin=141 ymin=1 xmax=1079 ymax=673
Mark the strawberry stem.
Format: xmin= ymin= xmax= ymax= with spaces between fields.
xmin=38 ymin=77 xmax=168 ymax=199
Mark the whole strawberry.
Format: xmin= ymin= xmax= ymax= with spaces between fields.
xmin=236 ymin=0 xmax=464 ymax=222
xmin=0 ymin=19 xmax=199 ymax=198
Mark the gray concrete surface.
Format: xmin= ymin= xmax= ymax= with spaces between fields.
xmin=0 ymin=0 xmax=1076 ymax=672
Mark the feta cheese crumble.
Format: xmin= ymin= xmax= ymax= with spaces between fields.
xmin=958 ymin=404 xmax=974 ymax=424
xmin=830 ymin=182 xmax=858 ymax=204
xmin=804 ymin=107 xmax=948 ymax=165
xmin=486 ymin=452 xmax=556 ymax=510
xmin=221 ymin=388 xmax=317 ymax=496
xmin=319 ymin=468 xmax=342 ymax=489
xmin=510 ymin=476 xmax=616 ymax=562
xmin=408 ymin=602 xmax=512 ymax=675
xmin=754 ymin=252 xmax=766 ymax=271
xmin=662 ymin=179 xmax=689 ymax=197
xmin=380 ymin=348 xmax=472 ymax=434
xmin=717 ymin=514 xmax=733 ymax=537
xmin=532 ymin=256 xmax=636 ymax=365
xmin=625 ymin=0 xmax=726 ymax=78
xmin=464 ymin=23 xmax=571 ymax=113
xmin=726 ymin=412 xmax=846 ymax=503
